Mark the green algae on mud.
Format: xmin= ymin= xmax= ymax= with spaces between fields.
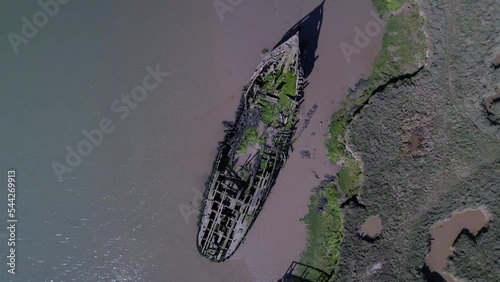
xmin=299 ymin=182 xmax=344 ymax=281
xmin=337 ymin=155 xmax=363 ymax=198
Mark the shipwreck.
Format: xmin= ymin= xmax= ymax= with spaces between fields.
xmin=197 ymin=34 xmax=304 ymax=261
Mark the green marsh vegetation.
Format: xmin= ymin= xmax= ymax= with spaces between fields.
xmin=300 ymin=0 xmax=428 ymax=279
xmin=325 ymin=0 xmax=427 ymax=198
xmin=299 ymin=183 xmax=343 ymax=281
xmin=367 ymin=1 xmax=427 ymax=91
xmin=373 ymin=0 xmax=404 ymax=16
xmin=337 ymin=156 xmax=363 ymax=198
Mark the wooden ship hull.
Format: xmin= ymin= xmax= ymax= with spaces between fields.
xmin=197 ymin=34 xmax=303 ymax=261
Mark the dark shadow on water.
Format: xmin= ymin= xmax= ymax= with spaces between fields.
xmin=420 ymin=265 xmax=446 ymax=282
xmin=274 ymin=0 xmax=325 ymax=79
xmin=276 ymin=3 xmax=327 ymax=281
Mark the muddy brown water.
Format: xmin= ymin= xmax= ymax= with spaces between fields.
xmin=0 ymin=0 xmax=382 ymax=281
xmin=199 ymin=0 xmax=383 ymax=280
xmin=425 ymin=208 xmax=491 ymax=282
xmin=360 ymin=215 xmax=382 ymax=239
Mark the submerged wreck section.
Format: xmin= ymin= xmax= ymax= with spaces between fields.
xmin=197 ymin=34 xmax=304 ymax=261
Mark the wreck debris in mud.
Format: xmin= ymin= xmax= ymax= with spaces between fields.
xmin=197 ymin=34 xmax=304 ymax=262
